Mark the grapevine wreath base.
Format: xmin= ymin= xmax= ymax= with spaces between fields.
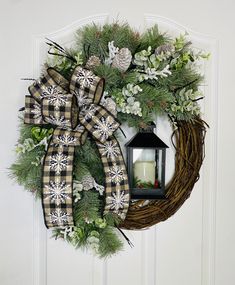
xmin=11 ymin=21 xmax=208 ymax=257
xmin=121 ymin=118 xmax=207 ymax=230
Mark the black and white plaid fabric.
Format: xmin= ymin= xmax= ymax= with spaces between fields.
xmin=24 ymin=66 xmax=130 ymax=228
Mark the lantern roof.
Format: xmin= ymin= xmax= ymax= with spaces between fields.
xmin=125 ymin=132 xmax=168 ymax=148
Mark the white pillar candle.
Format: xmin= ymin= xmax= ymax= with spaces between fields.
xmin=134 ymin=160 xmax=156 ymax=185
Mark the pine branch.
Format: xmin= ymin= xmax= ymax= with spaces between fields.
xmin=138 ymin=25 xmax=170 ymax=51
xmin=74 ymin=191 xmax=101 ymax=224
xmin=98 ymin=226 xmax=123 ymax=258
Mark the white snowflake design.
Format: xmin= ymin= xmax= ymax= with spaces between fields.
xmin=76 ymin=69 xmax=96 ymax=88
xmin=106 ymin=190 xmax=129 ymax=212
xmin=56 ymin=134 xmax=78 ymax=145
xmin=73 ymin=90 xmax=92 ymax=107
xmin=41 ymin=85 xmax=63 ymax=98
xmin=73 ymin=123 xmax=85 ymax=133
xmin=49 ymin=209 xmax=71 ymax=226
xmin=108 ymin=163 xmax=125 ymax=185
xmin=80 ymin=104 xmax=98 ymax=121
xmin=46 ymin=114 xmax=71 ymax=128
xmin=49 ymin=151 xmax=69 ymax=174
xmin=30 ymin=103 xmax=42 ymax=123
xmin=93 ymin=116 xmax=119 ymax=143
xmin=44 ymin=181 xmax=71 ymax=206
xmin=98 ymin=140 xmax=120 ymax=160
xmin=47 ymin=94 xmax=68 ymax=110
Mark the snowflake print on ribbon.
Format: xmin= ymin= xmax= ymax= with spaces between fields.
xmin=98 ymin=140 xmax=120 ymax=161
xmin=49 ymin=209 xmax=71 ymax=226
xmin=73 ymin=123 xmax=85 ymax=133
xmin=108 ymin=163 xmax=125 ymax=185
xmin=56 ymin=134 xmax=78 ymax=145
xmin=47 ymin=94 xmax=68 ymax=110
xmin=31 ymin=103 xmax=42 ymax=123
xmin=106 ymin=190 xmax=129 ymax=212
xmin=41 ymin=85 xmax=62 ymax=97
xmin=76 ymin=69 xmax=96 ymax=88
xmin=46 ymin=114 xmax=71 ymax=128
xmin=44 ymin=181 xmax=71 ymax=206
xmin=73 ymin=90 xmax=92 ymax=107
xmin=49 ymin=151 xmax=68 ymax=174
xmin=93 ymin=116 xmax=119 ymax=143
xmin=80 ymin=104 xmax=98 ymax=122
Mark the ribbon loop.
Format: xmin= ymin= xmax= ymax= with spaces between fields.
xmin=41 ymin=94 xmax=78 ymax=129
xmin=69 ymin=66 xmax=104 ymax=105
xmin=24 ymin=96 xmax=45 ymax=125
xmin=79 ymin=104 xmax=120 ymax=143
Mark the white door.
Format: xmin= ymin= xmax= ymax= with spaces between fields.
xmin=1 ymin=1 xmax=234 ymax=285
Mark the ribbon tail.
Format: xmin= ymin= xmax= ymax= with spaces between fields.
xmin=42 ymin=141 xmax=75 ymax=228
xmin=95 ymin=136 xmax=130 ymax=221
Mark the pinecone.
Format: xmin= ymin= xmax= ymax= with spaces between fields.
xmin=85 ymin=56 xmax=101 ymax=70
xmin=81 ymin=175 xmax=94 ymax=191
xmin=101 ymin=97 xmax=117 ymax=117
xmin=112 ymin=48 xmax=132 ymax=72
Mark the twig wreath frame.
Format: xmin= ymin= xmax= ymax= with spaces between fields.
xmin=122 ymin=118 xmax=207 ymax=229
xmin=10 ymin=21 xmax=208 ymax=257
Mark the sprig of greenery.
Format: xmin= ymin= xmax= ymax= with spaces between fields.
xmin=138 ymin=25 xmax=170 ymax=51
xmin=76 ymin=22 xmax=140 ymax=61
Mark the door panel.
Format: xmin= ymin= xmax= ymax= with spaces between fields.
xmin=1 ymin=1 xmax=234 ymax=284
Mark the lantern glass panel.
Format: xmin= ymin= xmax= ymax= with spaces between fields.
xmin=133 ymin=148 xmax=157 ymax=187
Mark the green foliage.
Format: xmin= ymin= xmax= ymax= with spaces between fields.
xmin=76 ymin=22 xmax=140 ymax=61
xmin=74 ymin=191 xmax=101 ymax=224
xmin=173 ymin=33 xmax=188 ymax=51
xmin=117 ymin=83 xmax=173 ymax=128
xmin=31 ymin=126 xmax=53 ymax=143
xmin=137 ymin=83 xmax=173 ymax=116
xmin=46 ymin=48 xmax=83 ymax=79
xmin=98 ymin=226 xmax=123 ymax=258
xmin=167 ymin=88 xmax=203 ymax=121
xmin=18 ymin=122 xmax=36 ymax=143
xmin=138 ymin=25 xmax=170 ymax=51
xmin=74 ymin=139 xmax=105 ymax=185
xmin=9 ymin=122 xmax=47 ymax=196
xmin=156 ymin=67 xmax=203 ymax=93
xmin=52 ymin=191 xmax=123 ymax=257
xmin=104 ymin=212 xmax=122 ymax=227
xmin=93 ymin=64 xmax=124 ymax=91
xmin=9 ymin=147 xmax=43 ymax=196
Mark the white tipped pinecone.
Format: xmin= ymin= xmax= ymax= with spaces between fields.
xmin=112 ymin=48 xmax=132 ymax=72
xmin=85 ymin=56 xmax=101 ymax=70
xmin=81 ymin=175 xmax=94 ymax=191
xmin=101 ymin=97 xmax=117 ymax=117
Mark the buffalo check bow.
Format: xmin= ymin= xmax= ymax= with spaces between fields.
xmin=24 ymin=66 xmax=130 ymax=228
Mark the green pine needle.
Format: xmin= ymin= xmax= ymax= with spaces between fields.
xmin=138 ymin=25 xmax=170 ymax=51
xmin=74 ymin=191 xmax=101 ymax=224
xmin=98 ymin=226 xmax=123 ymax=258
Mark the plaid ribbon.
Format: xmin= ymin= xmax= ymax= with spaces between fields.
xmin=24 ymin=66 xmax=130 ymax=228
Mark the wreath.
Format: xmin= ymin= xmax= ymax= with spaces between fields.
xmin=10 ymin=22 xmax=208 ymax=257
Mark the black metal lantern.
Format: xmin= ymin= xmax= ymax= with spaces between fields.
xmin=125 ymin=122 xmax=168 ymax=199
